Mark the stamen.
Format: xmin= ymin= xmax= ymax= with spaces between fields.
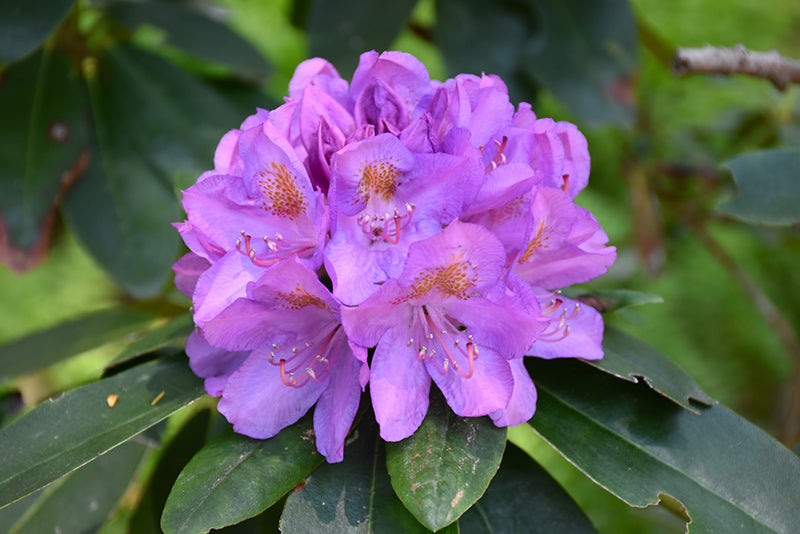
xmin=539 ymin=306 xmax=574 ymax=342
xmin=484 ymin=136 xmax=509 ymax=173
xmin=561 ymin=174 xmax=570 ymax=192
xmin=540 ymin=312 xmax=567 ymax=337
xmin=423 ymin=308 xmax=477 ymax=379
xmin=235 ymin=229 xmax=315 ymax=267
xmin=542 ymin=298 xmax=563 ymax=315
xmin=357 ymin=203 xmax=415 ymax=244
xmin=273 ymin=325 xmax=341 ymax=388
xmin=542 ymin=324 xmax=570 ymax=342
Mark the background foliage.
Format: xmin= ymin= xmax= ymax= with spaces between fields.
xmin=1 ymin=0 xmax=800 ymax=532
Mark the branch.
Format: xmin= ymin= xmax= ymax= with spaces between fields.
xmin=673 ymin=45 xmax=800 ymax=91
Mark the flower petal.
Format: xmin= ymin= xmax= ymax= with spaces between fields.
xmin=529 ymin=296 xmax=604 ymax=360
xmin=313 ymin=335 xmax=363 ymax=462
xmin=185 ymin=331 xmax=248 ymax=397
xmin=490 ymin=358 xmax=537 ymax=426
xmin=219 ymin=348 xmax=328 ymax=439
xmin=172 ymin=252 xmax=210 ymax=298
xmin=370 ymin=326 xmax=431 ymax=441
xmin=426 ymin=344 xmax=513 ymax=417
xmin=192 ymin=250 xmax=262 ymax=326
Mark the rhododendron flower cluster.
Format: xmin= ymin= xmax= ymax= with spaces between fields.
xmin=174 ymin=51 xmax=616 ymax=462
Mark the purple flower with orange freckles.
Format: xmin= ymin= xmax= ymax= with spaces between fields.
xmin=341 ymin=221 xmax=543 ymax=441
xmin=180 ymin=122 xmax=328 ymax=327
xmin=194 ymin=259 xmax=365 ymax=463
xmin=174 ymin=48 xmax=618 ymax=461
xmin=325 ymin=133 xmax=481 ymax=305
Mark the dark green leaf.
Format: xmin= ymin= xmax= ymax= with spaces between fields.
xmin=108 ymin=313 xmax=194 ymax=369
xmin=0 ymin=307 xmax=155 ymax=383
xmin=458 ymin=443 xmax=596 ymax=533
xmin=528 ymin=358 xmax=800 ymax=533
xmin=106 ymin=1 xmax=270 ymax=80
xmin=587 ymin=327 xmax=715 ymax=412
xmin=307 ymin=0 xmax=417 ymax=74
xmin=0 ymin=391 xmax=23 ymax=428
xmin=562 ymin=288 xmax=664 ymax=313
xmin=4 ymin=439 xmax=148 ymax=534
xmin=385 ymin=391 xmax=506 ymax=532
xmin=0 ymin=48 xmax=89 ymax=268
xmin=129 ymin=409 xmax=212 ymax=533
xmin=0 ymin=0 xmax=74 ymax=64
xmin=720 ymin=148 xmax=800 ymax=226
xmin=435 ymin=0 xmax=535 ymax=99
xmin=161 ymin=416 xmax=323 ymax=534
xmin=281 ymin=414 xmax=434 ymax=533
xmin=0 ymin=357 xmax=203 ymax=508
xmin=63 ymin=45 xmax=241 ymax=297
xmin=521 ymin=0 xmax=637 ymax=127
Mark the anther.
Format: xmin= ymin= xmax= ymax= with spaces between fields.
xmin=543 ymin=298 xmax=563 ymax=315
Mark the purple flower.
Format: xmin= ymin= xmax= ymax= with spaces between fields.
xmin=179 ymin=121 xmax=328 ymax=326
xmin=174 ymin=48 xmax=617 ymax=460
xmin=193 ymin=259 xmax=365 ymax=463
xmin=325 ymin=133 xmax=480 ymax=304
xmin=341 ymin=222 xmax=543 ymax=441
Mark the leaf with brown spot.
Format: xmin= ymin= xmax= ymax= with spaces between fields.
xmin=0 ymin=48 xmax=90 ymax=271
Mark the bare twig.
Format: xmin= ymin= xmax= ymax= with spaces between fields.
xmin=673 ymin=45 xmax=800 ymax=91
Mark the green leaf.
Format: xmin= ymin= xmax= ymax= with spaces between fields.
xmin=587 ymin=327 xmax=715 ymax=412
xmin=0 ymin=0 xmax=74 ymax=64
xmin=306 ymin=0 xmax=417 ymax=74
xmin=0 ymin=307 xmax=155 ymax=383
xmin=108 ymin=313 xmax=194 ymax=369
xmin=435 ymin=0 xmax=535 ymax=98
xmin=720 ymin=148 xmax=800 ymax=226
xmin=106 ymin=1 xmax=270 ymax=80
xmin=385 ymin=391 xmax=506 ymax=532
xmin=561 ymin=288 xmax=664 ymax=313
xmin=528 ymin=358 xmax=800 ymax=533
xmin=458 ymin=443 xmax=596 ymax=533
xmin=281 ymin=414 xmax=436 ymax=533
xmin=521 ymin=0 xmax=637 ymax=127
xmin=161 ymin=416 xmax=323 ymax=534
xmin=0 ymin=391 xmax=23 ymax=428
xmin=128 ymin=409 xmax=212 ymax=533
xmin=0 ymin=357 xmax=203 ymax=508
xmin=3 ymin=439 xmax=148 ymax=534
xmin=0 ymin=48 xmax=89 ymax=268
xmin=63 ymin=45 xmax=241 ymax=297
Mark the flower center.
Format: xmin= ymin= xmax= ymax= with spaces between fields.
xmin=356 ymin=203 xmax=416 ymax=244
xmin=538 ymin=296 xmax=579 ymax=342
xmin=268 ymin=325 xmax=342 ymax=388
xmin=407 ymin=306 xmax=479 ymax=379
